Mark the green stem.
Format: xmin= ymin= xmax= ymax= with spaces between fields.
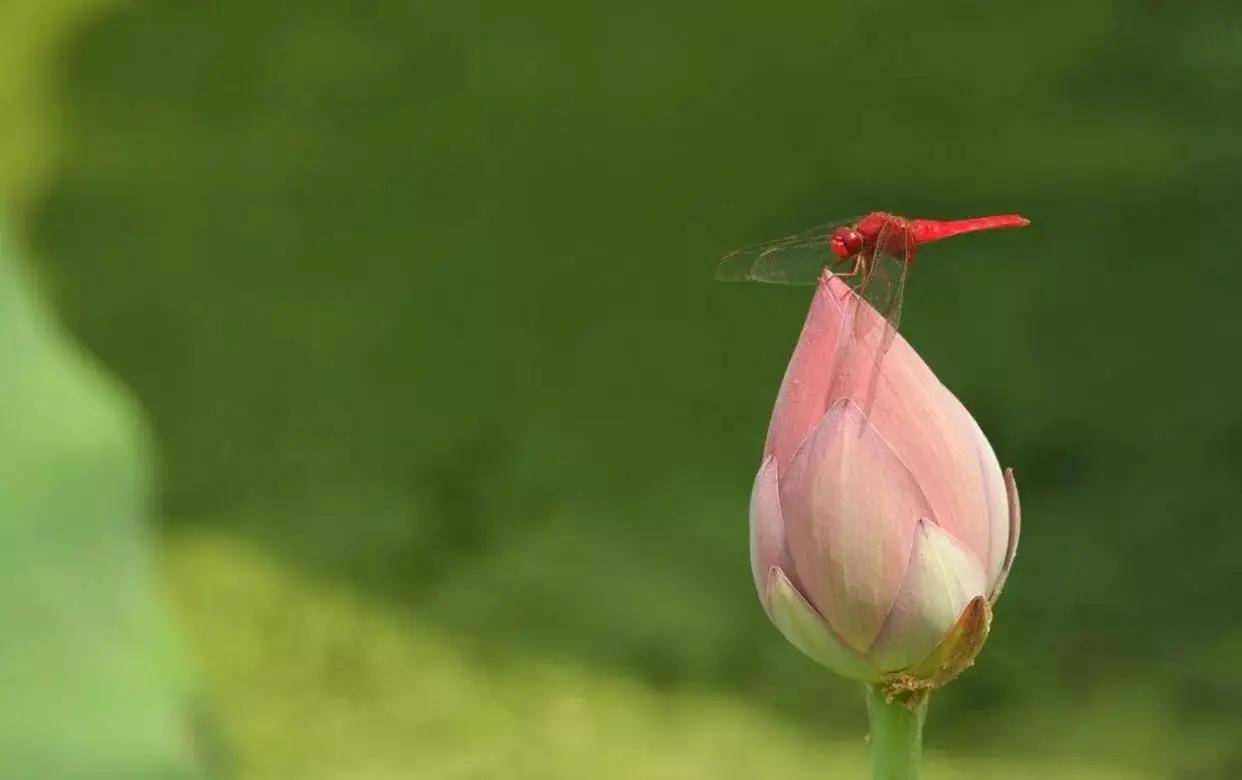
xmin=865 ymin=685 xmax=928 ymax=780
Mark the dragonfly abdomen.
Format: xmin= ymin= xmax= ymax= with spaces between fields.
xmin=910 ymin=215 xmax=1030 ymax=246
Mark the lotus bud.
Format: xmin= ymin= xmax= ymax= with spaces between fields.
xmin=750 ymin=273 xmax=1020 ymax=695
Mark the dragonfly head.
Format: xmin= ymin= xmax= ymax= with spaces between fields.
xmin=830 ymin=226 xmax=863 ymax=261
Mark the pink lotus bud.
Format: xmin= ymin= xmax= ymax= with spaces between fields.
xmin=750 ymin=273 xmax=1020 ymax=691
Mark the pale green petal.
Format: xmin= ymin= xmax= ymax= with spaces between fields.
xmin=765 ymin=566 xmax=877 ymax=681
xmin=867 ymin=521 xmax=986 ymax=673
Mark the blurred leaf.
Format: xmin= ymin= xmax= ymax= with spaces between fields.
xmin=0 ymin=231 xmax=207 ymax=778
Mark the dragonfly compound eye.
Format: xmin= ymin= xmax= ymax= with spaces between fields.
xmin=830 ymin=227 xmax=862 ymax=260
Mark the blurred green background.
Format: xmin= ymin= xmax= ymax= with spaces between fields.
xmin=3 ymin=1 xmax=1240 ymax=777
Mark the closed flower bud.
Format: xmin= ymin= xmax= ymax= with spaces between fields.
xmin=750 ymin=273 xmax=1020 ymax=693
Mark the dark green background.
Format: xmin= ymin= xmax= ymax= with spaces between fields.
xmin=5 ymin=1 xmax=1241 ymax=777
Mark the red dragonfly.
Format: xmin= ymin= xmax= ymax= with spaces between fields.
xmin=716 ymin=212 xmax=1029 ymax=331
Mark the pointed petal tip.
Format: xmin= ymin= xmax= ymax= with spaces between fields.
xmin=879 ymin=594 xmax=993 ymax=698
xmin=989 ymin=467 xmax=1021 ymax=605
xmin=749 ymin=455 xmax=786 ymax=600
xmin=866 ymin=518 xmax=986 ymax=672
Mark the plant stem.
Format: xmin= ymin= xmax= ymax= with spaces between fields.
xmin=865 ymin=685 xmax=928 ymax=780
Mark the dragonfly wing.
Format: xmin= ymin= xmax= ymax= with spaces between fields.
xmin=715 ymin=217 xmax=862 ymax=285
xmin=854 ymin=220 xmax=911 ymax=415
xmin=858 ymin=223 xmax=909 ymax=331
xmin=715 ymin=238 xmax=831 ymax=285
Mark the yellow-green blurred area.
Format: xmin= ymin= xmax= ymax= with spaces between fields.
xmin=3 ymin=1 xmax=1241 ymax=777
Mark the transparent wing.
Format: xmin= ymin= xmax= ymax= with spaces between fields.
xmin=715 ymin=216 xmax=862 ymax=285
xmin=856 ymin=222 xmax=909 ymax=332
xmin=853 ymin=220 xmax=912 ymax=415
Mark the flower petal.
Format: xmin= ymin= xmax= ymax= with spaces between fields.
xmin=881 ymin=595 xmax=992 ymax=697
xmin=749 ymin=454 xmax=789 ymax=605
xmin=763 ymin=275 xmax=854 ymax=473
xmin=779 ymin=398 xmax=932 ymax=652
xmin=765 ymin=566 xmax=875 ymax=681
xmin=863 ymin=352 xmax=999 ymax=574
xmin=988 ymin=468 xmax=1021 ymax=604
xmin=868 ymin=520 xmax=987 ymax=673
xmin=966 ymin=414 xmax=1011 ymax=588
xmin=803 ymin=276 xmax=1005 ymax=579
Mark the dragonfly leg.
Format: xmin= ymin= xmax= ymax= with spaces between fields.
xmin=833 ymin=257 xmax=864 ymax=280
xmin=821 ymin=256 xmax=868 ymax=303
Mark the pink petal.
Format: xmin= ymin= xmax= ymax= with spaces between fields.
xmin=764 ymin=275 xmax=1007 ymax=580
xmin=779 ymin=398 xmax=933 ymax=652
xmin=817 ymin=277 xmax=1005 ymax=580
xmin=966 ymin=414 xmax=1012 ymax=588
xmin=765 ymin=566 xmax=876 ymax=681
xmin=763 ymin=276 xmax=855 ymax=473
xmin=988 ymin=468 xmax=1021 ymax=604
xmin=867 ymin=520 xmax=987 ymax=673
xmin=749 ymin=455 xmax=789 ymax=605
